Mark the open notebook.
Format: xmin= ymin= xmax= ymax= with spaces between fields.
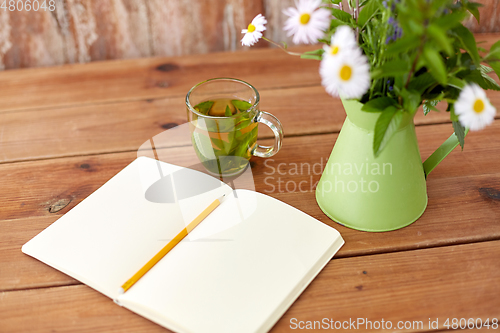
xmin=22 ymin=156 xmax=344 ymax=333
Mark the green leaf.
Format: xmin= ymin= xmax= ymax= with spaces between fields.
xmin=407 ymin=19 xmax=425 ymax=35
xmin=358 ymin=0 xmax=379 ymax=28
xmin=300 ymin=54 xmax=322 ymax=60
xmin=423 ymin=100 xmax=439 ymax=116
xmin=434 ymin=11 xmax=467 ymax=31
xmin=427 ymin=24 xmax=453 ymax=56
xmin=373 ymin=107 xmax=403 ymax=157
xmin=465 ymin=1 xmax=482 ymax=23
xmin=452 ymin=24 xmax=480 ymax=66
xmin=225 ymin=105 xmax=232 ymax=117
xmin=210 ymin=137 xmax=226 ymax=152
xmin=331 ymin=8 xmax=353 ymax=23
xmin=361 ymin=97 xmax=397 ymax=112
xmin=452 ymin=120 xmax=466 ymax=150
xmin=481 ymin=71 xmax=500 ymax=91
xmin=448 ymin=77 xmax=466 ymax=89
xmin=194 ymin=101 xmax=214 ymax=114
xmin=407 ymin=72 xmax=436 ymax=94
xmin=329 ymin=19 xmax=347 ymax=29
xmin=300 ymin=49 xmax=324 ymax=60
xmin=371 ymin=60 xmax=411 ymax=79
xmin=480 ymin=64 xmax=494 ymax=74
xmin=489 ymin=61 xmax=500 ymax=80
xmin=385 ymin=36 xmax=420 ymax=56
xmin=231 ymin=99 xmax=252 ymax=111
xmin=448 ymin=103 xmax=459 ymax=121
xmin=465 ymin=69 xmax=500 ymax=91
xmin=332 ymin=0 xmax=342 ymax=4
xmin=487 ymin=40 xmax=500 ymax=60
xmin=401 ymin=89 xmax=421 ymax=114
xmin=467 ymin=6 xmax=480 ymax=24
xmin=423 ymin=47 xmax=447 ymax=85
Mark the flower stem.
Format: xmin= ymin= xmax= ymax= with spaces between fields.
xmin=356 ymin=0 xmax=360 ymax=43
xmin=262 ymin=37 xmax=302 ymax=56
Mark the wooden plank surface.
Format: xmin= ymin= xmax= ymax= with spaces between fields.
xmin=2 ymin=121 xmax=499 ymax=292
xmin=463 ymin=0 xmax=500 ymax=33
xmin=0 ymin=45 xmax=319 ymax=113
xmin=0 ymin=34 xmax=498 ymax=114
xmin=1 ymin=240 xmax=499 ymax=333
xmin=0 ymin=0 xmax=497 ymax=70
xmin=3 ymin=84 xmax=493 ymax=164
xmin=1 ymin=32 xmax=499 ymax=333
xmin=1 ymin=121 xmax=499 ymax=222
xmin=273 ymin=241 xmax=500 ymax=332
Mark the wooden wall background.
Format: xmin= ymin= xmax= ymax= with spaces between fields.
xmin=0 ymin=0 xmax=498 ymax=71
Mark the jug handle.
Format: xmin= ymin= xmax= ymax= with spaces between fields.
xmin=422 ymin=128 xmax=469 ymax=178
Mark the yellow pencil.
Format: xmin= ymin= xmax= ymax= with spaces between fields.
xmin=119 ymin=194 xmax=226 ymax=294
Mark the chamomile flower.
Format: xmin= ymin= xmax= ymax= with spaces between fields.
xmin=241 ymin=14 xmax=267 ymax=47
xmin=455 ymin=84 xmax=496 ymax=131
xmin=323 ymin=26 xmax=358 ymax=59
xmin=320 ymin=52 xmax=370 ymax=99
xmin=283 ymin=0 xmax=331 ymax=44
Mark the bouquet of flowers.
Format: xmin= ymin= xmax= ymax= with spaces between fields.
xmin=241 ymin=0 xmax=499 ymax=156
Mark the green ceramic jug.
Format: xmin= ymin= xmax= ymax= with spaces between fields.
xmin=316 ymin=98 xmax=464 ymax=232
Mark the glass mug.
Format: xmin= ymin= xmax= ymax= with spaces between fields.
xmin=186 ymin=78 xmax=283 ymax=176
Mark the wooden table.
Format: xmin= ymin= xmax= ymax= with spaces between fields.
xmin=1 ymin=34 xmax=499 ymax=333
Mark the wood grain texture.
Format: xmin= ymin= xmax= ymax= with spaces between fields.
xmin=273 ymin=241 xmax=500 ymax=332
xmin=0 ymin=27 xmax=499 ymax=332
xmin=464 ymin=0 xmax=500 ymax=33
xmin=2 ymin=121 xmax=499 ymax=222
xmin=0 ymin=0 xmax=153 ymax=69
xmin=0 ymin=0 xmax=499 ymax=70
xmin=1 ymin=7 xmax=65 ymax=69
xmin=2 ymin=84 xmax=487 ymax=163
xmin=1 ymin=121 xmax=499 ymax=291
xmin=0 ymin=44 xmax=319 ymax=113
xmin=263 ymin=0 xmax=295 ymax=47
xmin=0 ymin=0 xmax=265 ymax=69
xmin=1 ymin=241 xmax=499 ymax=332
xmin=148 ymin=0 xmax=264 ymax=57
xmin=0 ymin=33 xmax=498 ymax=112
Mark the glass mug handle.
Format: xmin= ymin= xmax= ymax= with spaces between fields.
xmin=253 ymin=111 xmax=284 ymax=158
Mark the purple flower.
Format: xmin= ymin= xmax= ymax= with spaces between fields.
xmin=385 ymin=15 xmax=402 ymax=44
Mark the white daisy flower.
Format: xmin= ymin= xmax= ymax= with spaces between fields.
xmin=323 ymin=26 xmax=358 ymax=59
xmin=319 ymin=52 xmax=371 ymax=99
xmin=283 ymin=0 xmax=331 ymax=45
xmin=455 ymin=84 xmax=496 ymax=131
xmin=241 ymin=14 xmax=267 ymax=47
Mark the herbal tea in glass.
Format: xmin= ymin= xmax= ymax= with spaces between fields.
xmin=190 ymin=98 xmax=257 ymax=176
xmin=186 ymin=78 xmax=283 ymax=177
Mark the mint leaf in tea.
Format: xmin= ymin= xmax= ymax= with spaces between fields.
xmin=194 ymin=98 xmax=253 ymax=117
xmin=191 ymin=98 xmax=257 ymax=176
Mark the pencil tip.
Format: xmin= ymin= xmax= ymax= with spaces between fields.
xmin=218 ymin=193 xmax=227 ymax=203
xmin=118 ymin=287 xmax=124 ymax=295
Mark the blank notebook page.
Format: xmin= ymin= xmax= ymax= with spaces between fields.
xmin=22 ymin=157 xmax=343 ymax=333
xmin=22 ymin=157 xmax=231 ymax=300
xmin=118 ymin=190 xmax=343 ymax=333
